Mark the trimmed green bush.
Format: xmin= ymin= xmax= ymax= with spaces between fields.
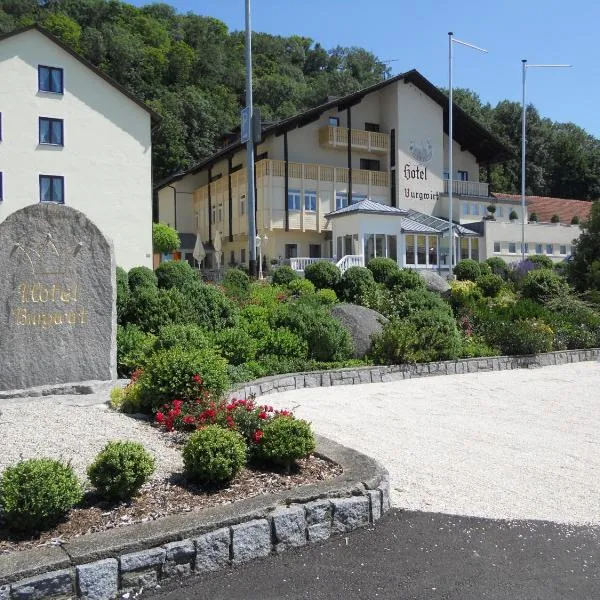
xmin=485 ymin=257 xmax=510 ymax=280
xmin=155 ymin=323 xmax=212 ymax=352
xmin=138 ymin=347 xmax=230 ymax=411
xmin=183 ymin=426 xmax=246 ymax=484
xmin=223 ymin=268 xmax=251 ymax=301
xmin=152 ymin=222 xmax=180 ymax=254
xmin=116 ymin=324 xmax=156 ymax=376
xmin=551 ymin=214 xmax=560 ymax=223
xmin=180 ymin=281 xmax=239 ymax=331
xmin=366 ymin=257 xmax=399 ymax=286
xmin=454 ymin=259 xmax=482 ymax=281
xmin=238 ymin=304 xmax=271 ymax=337
xmin=257 ymin=327 xmax=308 ymax=360
xmin=213 ymin=327 xmax=257 ymax=365
xmin=387 ymin=268 xmax=426 ymax=291
xmin=304 ymin=261 xmax=341 ymax=290
xmin=316 ymin=288 xmax=338 ymax=305
xmin=116 ymin=267 xmax=129 ymax=324
xmin=271 ymin=265 xmax=299 ymax=286
xmin=156 ymin=260 xmax=199 ymax=291
xmin=521 ymin=269 xmax=569 ymax=302
xmin=0 ymin=459 xmax=82 ymax=533
xmin=128 ymin=266 xmax=157 ymax=291
xmin=338 ymin=266 xmax=375 ymax=303
xmin=254 ymin=417 xmax=316 ymax=471
xmin=571 ymin=215 xmax=580 ymax=225
xmin=480 ymin=319 xmax=554 ymax=355
xmin=475 ymin=273 xmax=504 ymax=298
xmin=87 ymin=441 xmax=155 ymax=501
xmin=123 ymin=286 xmax=188 ymax=333
xmin=288 ymin=278 xmax=316 ymax=296
xmin=527 ymin=254 xmax=554 ymax=270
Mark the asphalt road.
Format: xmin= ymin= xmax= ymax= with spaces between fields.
xmin=147 ymin=509 xmax=600 ymax=600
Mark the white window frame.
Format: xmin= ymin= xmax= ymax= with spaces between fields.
xmin=288 ymin=189 xmax=301 ymax=211
xmin=304 ymin=190 xmax=317 ymax=212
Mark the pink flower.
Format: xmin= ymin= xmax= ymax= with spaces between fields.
xmin=155 ymin=411 xmax=164 ymax=423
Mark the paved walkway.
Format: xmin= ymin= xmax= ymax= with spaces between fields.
xmin=267 ymin=362 xmax=600 ymax=525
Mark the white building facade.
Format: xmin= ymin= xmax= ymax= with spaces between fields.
xmin=0 ymin=26 xmax=155 ymax=270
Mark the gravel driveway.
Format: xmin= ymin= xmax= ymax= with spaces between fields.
xmin=266 ymin=362 xmax=600 ymax=525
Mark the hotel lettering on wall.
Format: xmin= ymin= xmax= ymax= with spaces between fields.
xmin=403 ymin=138 xmax=440 ymax=201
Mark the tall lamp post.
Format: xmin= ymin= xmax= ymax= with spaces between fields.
xmin=448 ymin=32 xmax=487 ymax=278
xmin=520 ymin=60 xmax=571 ymax=260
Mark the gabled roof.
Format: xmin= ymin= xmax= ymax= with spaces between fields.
xmin=0 ymin=25 xmax=160 ymax=123
xmin=400 ymin=218 xmax=439 ymax=234
xmin=407 ymin=209 xmax=479 ymax=236
xmin=495 ymin=193 xmax=593 ymax=223
xmin=326 ymin=199 xmax=408 ymax=219
xmin=156 ymin=69 xmax=513 ymax=191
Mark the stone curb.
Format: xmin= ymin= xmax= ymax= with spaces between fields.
xmin=230 ymin=348 xmax=600 ymax=399
xmin=0 ymin=436 xmax=389 ymax=600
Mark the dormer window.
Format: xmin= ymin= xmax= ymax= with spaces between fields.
xmin=38 ymin=66 xmax=63 ymax=94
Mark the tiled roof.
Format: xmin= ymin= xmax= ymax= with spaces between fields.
xmin=407 ymin=210 xmax=479 ymax=236
xmin=494 ymin=194 xmax=593 ymax=224
xmin=326 ymin=200 xmax=408 ymax=218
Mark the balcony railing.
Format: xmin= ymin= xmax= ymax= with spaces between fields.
xmin=444 ymin=179 xmax=489 ymax=198
xmin=318 ymin=125 xmax=389 ymax=154
xmin=256 ymin=159 xmax=389 ymax=188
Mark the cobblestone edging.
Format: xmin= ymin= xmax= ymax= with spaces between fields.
xmin=0 ymin=436 xmax=389 ymax=600
xmin=231 ymin=348 xmax=600 ymax=399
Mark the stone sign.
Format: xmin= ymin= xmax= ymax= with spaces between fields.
xmin=0 ymin=203 xmax=116 ymax=392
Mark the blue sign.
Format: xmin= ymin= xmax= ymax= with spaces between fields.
xmin=241 ymin=107 xmax=250 ymax=143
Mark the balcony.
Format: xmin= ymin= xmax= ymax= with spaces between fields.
xmin=443 ymin=179 xmax=489 ymax=198
xmin=318 ymin=125 xmax=389 ymax=154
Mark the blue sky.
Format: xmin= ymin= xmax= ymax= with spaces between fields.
xmin=130 ymin=0 xmax=599 ymax=138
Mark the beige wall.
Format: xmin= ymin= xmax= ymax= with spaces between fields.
xmin=443 ymin=135 xmax=479 ymax=181
xmin=157 ymin=171 xmax=206 ymax=235
xmin=0 ymin=29 xmax=152 ymax=270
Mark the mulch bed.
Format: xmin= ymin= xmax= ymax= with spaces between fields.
xmin=0 ymin=455 xmax=342 ymax=555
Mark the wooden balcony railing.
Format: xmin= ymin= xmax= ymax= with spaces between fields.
xmin=444 ymin=179 xmax=489 ymax=198
xmin=318 ymin=125 xmax=389 ymax=154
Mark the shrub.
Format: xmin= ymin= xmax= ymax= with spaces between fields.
xmin=180 ymin=281 xmax=239 ymax=331
xmin=0 ymin=459 xmax=82 ymax=533
xmin=253 ymin=416 xmax=316 ymax=471
xmin=182 ymin=426 xmax=246 ymax=484
xmin=481 ymin=319 xmax=554 ymax=355
xmin=213 ymin=327 xmax=257 ymax=365
xmin=238 ymin=304 xmax=271 ymax=337
xmin=123 ymin=286 xmax=188 ymax=333
xmin=546 ymin=296 xmax=600 ymax=349
xmin=155 ymin=323 xmax=212 ymax=352
xmin=338 ymin=266 xmax=375 ymax=303
xmin=529 ymin=212 xmax=538 ymax=222
xmin=116 ymin=267 xmax=129 ymax=324
xmin=392 ymin=288 xmax=453 ymax=319
xmin=459 ymin=335 xmax=499 ymax=358
xmin=87 ymin=441 xmax=155 ymax=501
xmin=478 ymin=262 xmax=492 ymax=276
xmin=485 ymin=257 xmax=509 ymax=280
xmin=475 ymin=273 xmax=504 ymax=298
xmin=152 ymin=222 xmax=180 ymax=254
xmin=288 ymin=278 xmax=316 ymax=297
xmin=450 ymin=280 xmax=482 ymax=308
xmin=366 ymin=257 xmax=399 ymax=286
xmin=509 ymin=209 xmax=518 ymax=221
xmin=387 ymin=268 xmax=426 ymax=292
xmin=454 ymin=259 xmax=481 ymax=281
xmin=128 ymin=266 xmax=157 ymax=291
xmin=271 ymin=265 xmax=299 ymax=286
xmin=550 ymin=214 xmax=560 ymax=223
xmin=571 ymin=215 xmax=580 ymax=225
xmin=138 ymin=347 xmax=229 ymax=411
xmin=116 ymin=324 xmax=156 ymax=376
xmin=257 ymin=327 xmax=308 ymax=360
xmin=521 ymin=269 xmax=569 ymax=302
xmin=304 ymin=261 xmax=341 ymax=290
xmin=223 ymin=268 xmax=251 ymax=301
xmin=316 ymin=288 xmax=338 ymax=305
xmin=156 ymin=260 xmax=199 ymax=291
xmin=248 ymin=282 xmax=289 ymax=309
xmin=527 ymin=254 xmax=554 ymax=270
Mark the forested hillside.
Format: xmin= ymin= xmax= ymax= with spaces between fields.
xmin=1 ymin=0 xmax=598 ymax=200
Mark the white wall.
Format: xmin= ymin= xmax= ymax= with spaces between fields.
xmin=157 ymin=171 xmax=206 ymax=235
xmin=0 ymin=29 xmax=152 ymax=270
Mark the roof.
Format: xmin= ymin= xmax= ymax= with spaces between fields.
xmin=400 ymin=218 xmax=439 ymax=234
xmin=407 ymin=209 xmax=479 ymax=236
xmin=156 ymin=69 xmax=512 ymax=191
xmin=495 ymin=193 xmax=593 ymax=223
xmin=0 ymin=25 xmax=160 ymax=123
xmin=326 ymin=199 xmax=408 ymax=219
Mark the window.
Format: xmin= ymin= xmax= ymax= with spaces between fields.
xmin=217 ymin=203 xmax=223 ymax=222
xmin=39 ymin=175 xmax=64 ymax=203
xmin=390 ymin=129 xmax=396 ymax=167
xmin=309 ymin=244 xmax=321 ymax=258
xmin=304 ymin=190 xmax=317 ymax=211
xmin=508 ymin=242 xmax=516 ymax=254
xmin=229 ymin=250 xmax=235 ymax=265
xmin=328 ymin=116 xmax=339 ymax=127
xmin=457 ymin=170 xmax=469 ymax=181
xmin=288 ymin=189 xmax=301 ymax=211
xmin=241 ymin=248 xmax=246 ymax=263
xmin=443 ymin=171 xmax=450 ymax=180
xmin=546 ymin=244 xmax=553 ymax=255
xmin=460 ymin=238 xmax=469 ymax=261
xmin=285 ymin=244 xmax=297 ymax=259
xmin=211 ymin=206 xmax=216 ymax=225
xmin=535 ymin=244 xmax=543 ymax=254
xmin=38 ymin=66 xmax=63 ymax=93
xmin=335 ymin=192 xmax=348 ymax=210
xmin=240 ymin=197 xmax=245 ymax=216
xmin=39 ymin=117 xmax=63 ymax=145
xmin=360 ymin=159 xmax=380 ymax=171
xmin=522 ymin=242 xmax=529 ymax=254
xmin=405 ymin=235 xmax=415 ymax=264
xmin=462 ymin=202 xmax=470 ymax=216
xmin=497 ymin=206 xmax=504 ymax=217
xmin=391 ymin=170 xmax=396 ymax=206
xmin=560 ymin=245 xmax=567 ymax=255
xmin=493 ymin=241 xmax=500 ymax=253
xmin=364 ymin=122 xmax=380 ymax=132
xmin=0 ymin=172 xmax=3 ymax=201
xmin=472 ymin=203 xmax=479 ymax=216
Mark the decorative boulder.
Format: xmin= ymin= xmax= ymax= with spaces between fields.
xmin=419 ymin=271 xmax=450 ymax=295
xmin=330 ymin=304 xmax=387 ymax=359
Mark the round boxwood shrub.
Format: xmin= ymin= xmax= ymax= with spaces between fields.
xmin=271 ymin=265 xmax=299 ymax=286
xmin=223 ymin=268 xmax=251 ymax=301
xmin=138 ymin=347 xmax=230 ymax=411
xmin=156 ymin=260 xmax=199 ymax=291
xmin=213 ymin=327 xmax=258 ymax=365
xmin=527 ymin=254 xmax=554 ymax=270
xmin=304 ymin=261 xmax=341 ymax=290
xmin=288 ymin=278 xmax=316 ymax=297
xmin=521 ymin=269 xmax=569 ymax=302
xmin=152 ymin=222 xmax=180 ymax=254
xmin=366 ymin=257 xmax=399 ymax=286
xmin=454 ymin=259 xmax=482 ymax=281
xmin=257 ymin=327 xmax=308 ymax=360
xmin=0 ymin=459 xmax=82 ymax=533
xmin=338 ymin=266 xmax=375 ymax=303
xmin=254 ymin=417 xmax=316 ymax=471
xmin=122 ymin=286 xmax=188 ymax=334
xmin=475 ymin=273 xmax=504 ymax=298
xmin=387 ymin=268 xmax=426 ymax=291
xmin=87 ymin=441 xmax=155 ymax=501
xmin=316 ymin=288 xmax=338 ymax=305
xmin=155 ymin=323 xmax=212 ymax=351
xmin=116 ymin=324 xmax=156 ymax=377
xmin=183 ymin=425 xmax=246 ymax=484
xmin=481 ymin=318 xmax=554 ymax=355
xmin=128 ymin=266 xmax=157 ymax=291
xmin=180 ymin=281 xmax=239 ymax=331
xmin=485 ymin=257 xmax=509 ymax=280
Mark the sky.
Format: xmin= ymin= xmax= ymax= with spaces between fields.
xmin=129 ymin=0 xmax=599 ymax=138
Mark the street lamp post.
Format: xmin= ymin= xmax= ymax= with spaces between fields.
xmin=255 ymin=234 xmax=268 ymax=279
xmin=520 ymin=60 xmax=572 ymax=260
xmin=448 ymin=32 xmax=487 ymax=279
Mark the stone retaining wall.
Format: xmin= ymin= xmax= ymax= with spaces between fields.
xmin=0 ymin=437 xmax=389 ymax=600
xmin=231 ymin=348 xmax=600 ymax=399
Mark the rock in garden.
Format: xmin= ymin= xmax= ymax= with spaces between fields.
xmin=330 ymin=303 xmax=387 ymax=359
xmin=419 ymin=270 xmax=450 ymax=295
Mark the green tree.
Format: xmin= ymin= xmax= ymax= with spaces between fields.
xmin=568 ymin=201 xmax=600 ymax=291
